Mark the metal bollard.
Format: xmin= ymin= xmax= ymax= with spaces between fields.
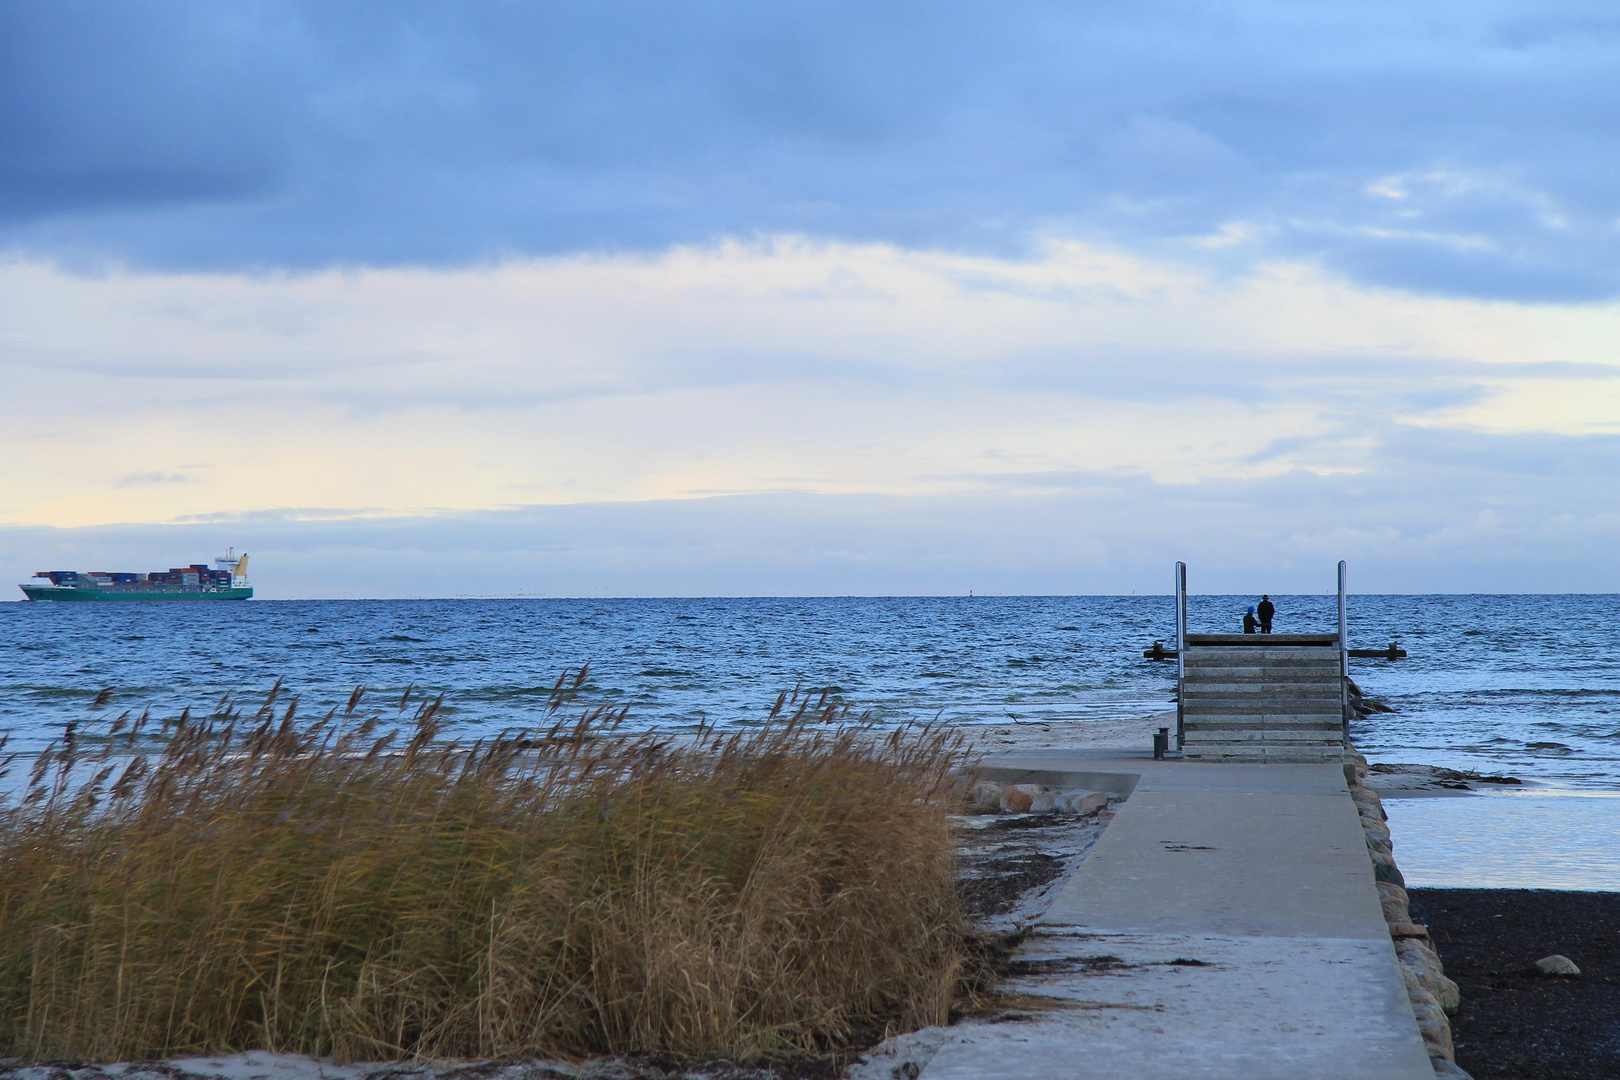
xmin=1153 ymin=727 xmax=1169 ymax=760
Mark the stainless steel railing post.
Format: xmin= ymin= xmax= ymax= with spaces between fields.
xmin=1338 ymin=560 xmax=1349 ymax=745
xmin=1175 ymin=560 xmax=1187 ymax=749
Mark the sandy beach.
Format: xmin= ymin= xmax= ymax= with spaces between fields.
xmin=953 ymin=710 xmax=1177 ymax=756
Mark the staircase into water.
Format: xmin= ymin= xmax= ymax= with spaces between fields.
xmin=1179 ymin=633 xmax=1348 ymax=763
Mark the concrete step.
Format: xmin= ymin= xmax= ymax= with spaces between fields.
xmin=1184 ymin=747 xmax=1347 ymax=763
xmin=1185 ymin=722 xmax=1347 ymax=733
xmin=1184 ymin=720 xmax=1345 ymax=732
xmin=1183 ymin=649 xmax=1342 ymax=662
xmin=1183 ymin=652 xmax=1343 ymax=663
xmin=1179 ymin=641 xmax=1350 ymax=767
xmin=1182 ymin=667 xmax=1342 ymax=677
xmin=1183 ymin=692 xmax=1345 ymax=706
xmin=1183 ymin=679 xmax=1344 ymax=692
xmin=1184 ymin=732 xmax=1344 ymax=746
xmin=1183 ymin=632 xmax=1340 ymax=645
xmin=1183 ymin=707 xmax=1347 ymax=721
xmin=1183 ymin=669 xmax=1342 ymax=681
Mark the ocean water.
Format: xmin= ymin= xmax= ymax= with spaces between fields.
xmin=3 ymin=593 xmax=1619 ymax=781
xmin=1383 ymin=792 xmax=1620 ymax=890
xmin=0 ymin=595 xmax=1179 ymax=752
xmin=4 ymin=594 xmax=1618 ymax=884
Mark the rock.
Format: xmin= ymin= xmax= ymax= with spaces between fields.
xmin=1377 ymin=880 xmax=1410 ymax=907
xmin=1028 ymin=791 xmax=1060 ymax=814
xmin=1416 ymin=1015 xmax=1454 ymax=1061
xmin=999 ymin=788 xmax=1033 ymax=814
xmin=1533 ymin=954 xmax=1581 ymax=977
xmin=1359 ymin=802 xmax=1388 ymax=824
xmin=1397 ymin=938 xmax=1447 ymax=977
xmin=1373 ymin=859 xmax=1407 ymax=888
xmin=1400 ymin=961 xmax=1461 ymax=1012
xmin=1377 ymin=881 xmax=1411 ymax=922
xmin=1430 ymin=1057 xmax=1476 ymax=1079
xmin=1058 ymin=790 xmax=1109 ymax=816
xmin=1365 ymin=836 xmax=1393 ymax=858
xmin=1434 ymin=975 xmax=1462 ymax=1014
xmin=1362 ymin=818 xmax=1392 ymax=843
xmin=998 ymin=784 xmax=1045 ymax=814
xmin=1351 ymin=788 xmax=1387 ymax=821
xmin=1437 ymin=976 xmax=1462 ymax=1014
xmin=1387 ymin=921 xmax=1429 ymax=939
xmin=968 ymin=781 xmax=1004 ymax=810
xmin=1407 ymin=987 xmax=1445 ymax=1023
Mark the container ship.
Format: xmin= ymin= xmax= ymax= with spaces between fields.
xmin=18 ymin=550 xmax=252 ymax=601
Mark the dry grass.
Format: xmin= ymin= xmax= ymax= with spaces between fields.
xmin=0 ymin=673 xmax=972 ymax=1064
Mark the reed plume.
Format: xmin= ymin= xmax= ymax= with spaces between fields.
xmin=0 ymin=673 xmax=971 ymax=1064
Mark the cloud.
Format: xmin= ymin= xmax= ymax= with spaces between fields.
xmin=3 ymin=6 xmax=1614 ymax=599
xmin=3 ymin=238 xmax=1618 ymax=536
xmin=7 ymin=424 xmax=1620 ymax=599
xmin=114 ymin=471 xmax=197 ymax=488
xmin=2 ymin=2 xmax=1619 ymax=300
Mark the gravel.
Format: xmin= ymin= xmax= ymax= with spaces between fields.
xmin=1408 ymin=888 xmax=1620 ymax=1080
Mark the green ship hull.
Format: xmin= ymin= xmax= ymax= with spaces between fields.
xmin=20 ymin=585 xmax=253 ymax=602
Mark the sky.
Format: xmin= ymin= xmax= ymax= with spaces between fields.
xmin=4 ymin=1 xmax=1619 ymax=596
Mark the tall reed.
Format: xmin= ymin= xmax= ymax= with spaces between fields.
xmin=0 ymin=675 xmax=971 ymax=1063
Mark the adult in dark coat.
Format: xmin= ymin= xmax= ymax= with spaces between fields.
xmin=1243 ymin=606 xmax=1259 ymax=634
xmin=1257 ymin=595 xmax=1275 ymax=634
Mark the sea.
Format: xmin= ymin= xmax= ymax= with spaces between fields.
xmin=4 ymin=593 xmax=1618 ymax=889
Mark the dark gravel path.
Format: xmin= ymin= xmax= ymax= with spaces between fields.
xmin=1408 ymin=888 xmax=1620 ymax=1080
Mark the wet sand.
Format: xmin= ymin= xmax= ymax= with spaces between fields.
xmin=1408 ymin=889 xmax=1620 ymax=1080
xmin=954 ymin=710 xmax=1174 ymax=756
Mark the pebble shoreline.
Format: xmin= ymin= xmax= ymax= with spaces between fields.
xmin=1408 ymin=887 xmax=1619 ymax=1080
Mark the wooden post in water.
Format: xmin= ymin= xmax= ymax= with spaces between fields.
xmin=1175 ymin=561 xmax=1187 ymax=749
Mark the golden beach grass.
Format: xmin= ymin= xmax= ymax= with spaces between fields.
xmin=0 ymin=674 xmax=971 ymax=1063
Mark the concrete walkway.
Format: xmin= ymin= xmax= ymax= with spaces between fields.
xmin=914 ymin=751 xmax=1436 ymax=1079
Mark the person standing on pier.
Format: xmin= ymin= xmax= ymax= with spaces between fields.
xmin=1257 ymin=595 xmax=1275 ymax=633
xmin=1243 ymin=606 xmax=1260 ymax=634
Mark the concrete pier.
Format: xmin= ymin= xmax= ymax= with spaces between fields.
xmin=890 ymin=751 xmax=1436 ymax=1080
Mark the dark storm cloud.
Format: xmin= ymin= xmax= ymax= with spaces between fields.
xmin=0 ymin=3 xmax=295 ymax=219
xmin=3 ymin=1 xmax=1619 ymax=298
